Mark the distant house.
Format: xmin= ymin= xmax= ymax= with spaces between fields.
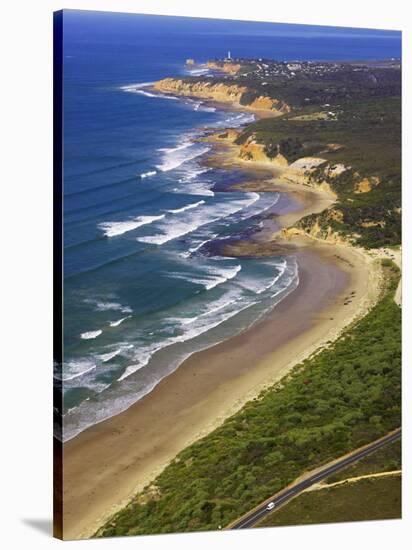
xmin=287 ymin=63 xmax=302 ymax=71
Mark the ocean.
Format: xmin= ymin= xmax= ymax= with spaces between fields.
xmin=59 ymin=10 xmax=401 ymax=441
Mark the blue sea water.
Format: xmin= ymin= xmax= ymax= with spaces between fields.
xmin=60 ymin=10 xmax=401 ymax=441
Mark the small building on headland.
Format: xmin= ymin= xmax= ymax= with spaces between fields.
xmin=185 ymin=58 xmax=195 ymax=65
xmin=287 ymin=63 xmax=302 ymax=71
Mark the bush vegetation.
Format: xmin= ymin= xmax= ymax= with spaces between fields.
xmin=258 ymin=475 xmax=401 ymax=527
xmin=173 ymin=62 xmax=401 ymax=248
xmin=97 ymin=264 xmax=401 ymax=537
xmin=236 ymin=97 xmax=401 ymax=248
xmin=195 ymin=63 xmax=400 ymax=108
xmin=326 ymin=439 xmax=401 ymax=483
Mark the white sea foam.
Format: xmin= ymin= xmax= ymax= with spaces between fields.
xmin=99 ymin=349 xmax=122 ymax=362
xmin=181 ymin=298 xmax=236 ymax=325
xmin=133 ymin=90 xmax=159 ymax=98
xmin=117 ymin=298 xmax=252 ymax=383
xmin=94 ymin=301 xmax=132 ymax=313
xmin=202 ymin=265 xmax=242 ymax=290
xmin=137 ymin=220 xmax=202 ymax=245
xmin=237 ymin=258 xmax=291 ymax=296
xmin=180 ymin=234 xmax=218 ymax=257
xmin=185 ymin=187 xmax=215 ymax=197
xmin=156 ymin=143 xmax=211 ymax=172
xmin=67 ymin=258 xmax=295 ymax=387
xmin=139 ymin=170 xmax=157 ymax=179
xmin=189 ymin=100 xmax=216 ymax=113
xmin=62 ymin=256 xmax=301 ymax=440
xmin=121 ymin=82 xmax=179 ymax=101
xmin=180 ymin=187 xmax=215 ymax=197
xmin=120 ymin=81 xmax=155 ymax=90
xmin=158 ymin=142 xmax=192 ymax=154
xmin=109 ymin=316 xmax=130 ymax=327
xmin=169 ymin=264 xmax=241 ymax=291
xmin=256 ymin=263 xmax=287 ymax=294
xmin=234 ymin=192 xmax=279 ymax=224
xmin=179 ymin=167 xmax=210 ymax=182
xmin=137 ymin=194 xmax=259 ymax=246
xmin=61 ymin=359 xmax=97 ymax=381
xmin=167 ymin=200 xmax=205 ymax=214
xmin=213 ymin=112 xmax=256 ymax=128
xmin=177 ymin=166 xmax=214 ymax=196
xmin=186 ymin=68 xmax=210 ymax=76
xmin=117 ymin=343 xmax=164 ymax=382
xmin=269 ymin=259 xmax=299 ymax=300
xmin=117 ymin=365 xmax=139 ymax=381
xmin=99 ymin=343 xmax=134 ymax=364
xmin=198 ymin=105 xmax=216 ymax=112
xmin=116 ymin=268 xmax=245 ymax=383
xmin=80 ymin=330 xmax=102 ymax=340
xmin=99 ymin=214 xmax=165 ymax=237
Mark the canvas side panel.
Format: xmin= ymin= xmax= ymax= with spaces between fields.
xmin=53 ymin=9 xmax=63 ymax=541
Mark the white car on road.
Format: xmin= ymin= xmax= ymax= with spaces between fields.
xmin=266 ymin=502 xmax=275 ymax=510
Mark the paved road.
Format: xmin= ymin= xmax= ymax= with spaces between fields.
xmin=229 ymin=428 xmax=401 ymax=529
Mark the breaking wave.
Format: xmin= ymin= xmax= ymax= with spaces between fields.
xmin=121 ymin=82 xmax=179 ymax=101
xmin=98 ymin=214 xmax=165 ymax=237
xmin=167 ymin=200 xmax=205 ymax=214
xmin=80 ymin=330 xmax=102 ymax=340
xmin=169 ymin=264 xmax=242 ymax=291
xmin=156 ymin=141 xmax=211 ymax=172
xmin=137 ymin=193 xmax=259 ymax=245
xmin=139 ymin=170 xmax=157 ymax=179
xmin=109 ymin=316 xmax=130 ymax=327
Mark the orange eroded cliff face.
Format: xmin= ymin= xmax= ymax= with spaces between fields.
xmin=281 ymin=222 xmax=348 ymax=244
xmin=248 ymin=95 xmax=291 ymax=114
xmin=238 ymin=135 xmax=288 ymax=166
xmin=206 ymin=61 xmax=242 ymax=74
xmin=354 ymin=176 xmax=380 ymax=194
xmin=154 ymin=78 xmax=247 ymax=102
xmin=153 ymin=79 xmax=291 ymax=115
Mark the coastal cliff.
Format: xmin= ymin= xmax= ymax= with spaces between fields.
xmin=228 ymin=141 xmax=354 ymax=245
xmin=154 ymin=77 xmax=246 ymax=101
xmin=237 ymin=136 xmax=339 ymax=195
xmin=279 ymin=157 xmax=337 ymax=195
xmin=238 ymin=135 xmax=289 ymax=167
xmin=153 ymin=78 xmax=291 ymax=114
xmin=277 ymin=158 xmax=353 ymax=244
xmin=208 ymin=132 xmax=351 ymax=246
xmin=201 ymin=129 xmax=241 ymax=143
xmin=206 ymin=61 xmax=241 ymax=74
xmin=281 ymin=162 xmax=386 ymax=246
xmin=282 ymin=215 xmax=349 ymax=245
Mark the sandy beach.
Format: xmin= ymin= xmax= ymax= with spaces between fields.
xmin=62 ymin=146 xmax=382 ymax=538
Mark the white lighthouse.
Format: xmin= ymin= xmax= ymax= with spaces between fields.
xmin=227 ymin=50 xmax=231 ymax=60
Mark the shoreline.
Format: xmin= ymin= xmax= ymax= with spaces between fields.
xmin=62 ymin=89 xmax=383 ymax=540
xmin=63 ymin=240 xmax=380 ymax=540
xmin=148 ymin=84 xmax=285 ymax=120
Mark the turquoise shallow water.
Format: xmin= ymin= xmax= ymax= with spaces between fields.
xmin=58 ymin=10 xmax=401 ymax=441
